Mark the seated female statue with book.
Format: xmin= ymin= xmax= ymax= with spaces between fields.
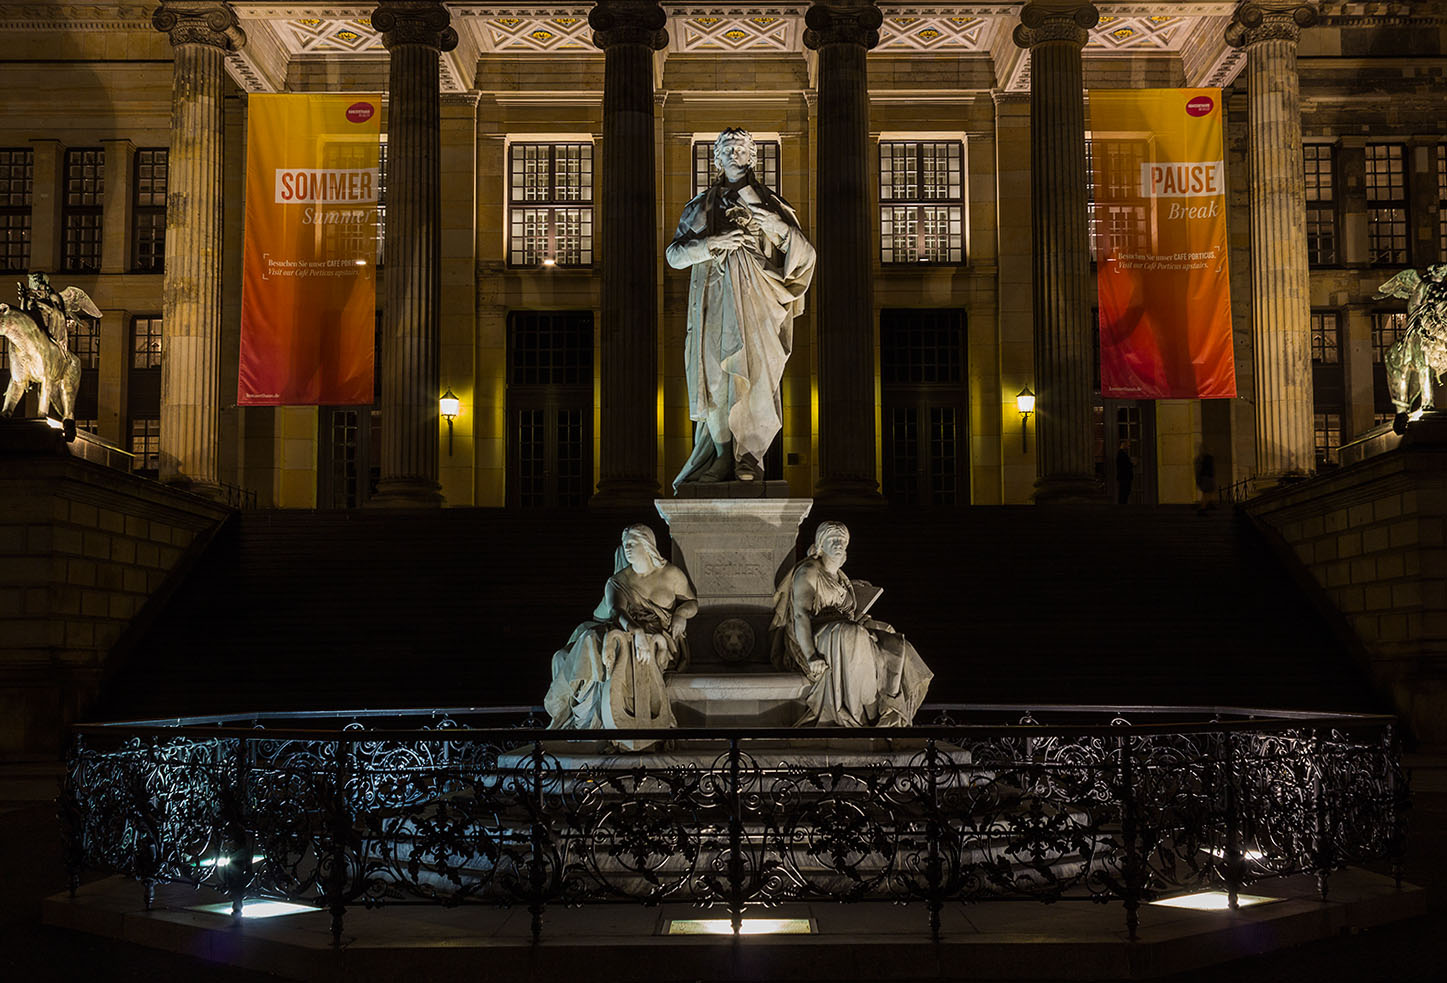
xmin=770 ymin=521 xmax=934 ymax=727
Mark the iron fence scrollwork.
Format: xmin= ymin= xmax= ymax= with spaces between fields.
xmin=62 ymin=705 xmax=1408 ymax=943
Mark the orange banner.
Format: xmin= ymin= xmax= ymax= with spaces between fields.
xmin=1090 ymin=89 xmax=1236 ymax=399
xmin=239 ymin=94 xmax=380 ymax=406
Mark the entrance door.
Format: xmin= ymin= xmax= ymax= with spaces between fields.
xmin=319 ymin=405 xmax=380 ymax=508
xmin=507 ymin=311 xmax=594 ymax=508
xmin=880 ymin=308 xmax=968 ymax=506
xmin=318 ymin=314 xmax=381 ymax=508
xmin=1101 ymin=400 xmax=1156 ymax=504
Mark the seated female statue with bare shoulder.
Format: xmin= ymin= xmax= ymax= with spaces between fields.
xmin=544 ymin=524 xmax=698 ymax=748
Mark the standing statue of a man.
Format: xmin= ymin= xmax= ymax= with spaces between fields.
xmin=666 ymin=128 xmax=816 ymax=486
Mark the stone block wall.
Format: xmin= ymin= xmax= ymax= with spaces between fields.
xmin=0 ymin=442 xmax=230 ymax=757
xmin=1246 ymin=435 xmax=1447 ymax=744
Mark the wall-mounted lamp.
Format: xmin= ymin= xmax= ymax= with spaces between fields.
xmin=1016 ymin=386 xmax=1036 ymax=453
xmin=440 ymin=387 xmax=460 ymax=455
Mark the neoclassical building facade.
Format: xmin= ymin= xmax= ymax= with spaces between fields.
xmin=0 ymin=0 xmax=1443 ymax=509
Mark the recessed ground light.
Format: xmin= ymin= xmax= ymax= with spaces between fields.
xmin=193 ymin=900 xmax=319 ymax=919
xmin=1149 ymin=891 xmax=1278 ymax=911
xmin=667 ymin=917 xmax=813 ymax=935
xmin=200 ymin=854 xmax=266 ymax=868
xmin=1206 ymin=848 xmax=1266 ymax=861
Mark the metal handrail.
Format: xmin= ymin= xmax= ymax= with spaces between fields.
xmin=62 ymin=703 xmax=1408 ymax=946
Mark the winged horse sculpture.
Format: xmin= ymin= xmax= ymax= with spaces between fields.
xmin=1373 ymin=264 xmax=1447 ymax=434
xmin=0 ymin=275 xmax=103 ymax=441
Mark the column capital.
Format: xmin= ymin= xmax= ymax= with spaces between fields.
xmin=1225 ymin=2 xmax=1318 ymax=48
xmin=588 ymin=1 xmax=668 ymax=51
xmin=151 ymin=1 xmax=245 ymax=51
xmin=803 ymin=1 xmax=883 ymax=51
xmin=1012 ymin=2 xmax=1099 ymax=49
xmin=371 ymin=1 xmax=458 ymax=52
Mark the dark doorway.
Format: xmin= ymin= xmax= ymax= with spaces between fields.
xmin=1100 ymin=400 xmax=1157 ymax=504
xmin=507 ymin=310 xmax=594 ymax=508
xmin=880 ymin=308 xmax=968 ymax=506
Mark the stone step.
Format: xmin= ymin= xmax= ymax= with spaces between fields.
xmin=666 ymin=672 xmax=810 ymax=726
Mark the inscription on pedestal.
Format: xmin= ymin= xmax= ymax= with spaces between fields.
xmin=696 ymin=549 xmax=770 ymax=597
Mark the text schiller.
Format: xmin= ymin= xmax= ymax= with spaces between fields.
xmin=274 ymin=168 xmax=377 ymax=204
xmin=1138 ymin=161 xmax=1224 ymax=199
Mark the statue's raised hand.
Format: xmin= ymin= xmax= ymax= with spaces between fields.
xmin=706 ymin=228 xmax=751 ymax=255
xmin=749 ymin=205 xmax=789 ymax=244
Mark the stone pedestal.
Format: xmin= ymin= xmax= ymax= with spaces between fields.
xmin=655 ymin=497 xmax=813 ymax=668
xmin=667 ymin=672 xmax=811 ymax=727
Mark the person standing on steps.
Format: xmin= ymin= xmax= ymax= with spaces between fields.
xmin=1194 ymin=444 xmax=1217 ymax=512
xmin=1115 ymin=439 xmax=1134 ymax=505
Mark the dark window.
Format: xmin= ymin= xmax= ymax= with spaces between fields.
xmin=377 ymin=140 xmax=387 ymax=266
xmin=880 ymin=308 xmax=967 ymax=506
xmin=1372 ymin=311 xmax=1406 ymax=364
xmin=692 ymin=139 xmax=781 ymax=195
xmin=879 ymin=140 xmax=964 ymax=264
xmin=0 ymin=148 xmax=32 ymax=272
xmin=1372 ymin=310 xmax=1407 ymax=416
xmin=508 ymin=142 xmax=593 ymax=267
xmin=69 ymin=315 xmax=100 ymax=369
xmin=1437 ymin=143 xmax=1446 ymax=261
xmin=507 ymin=311 xmax=594 ymax=507
xmin=1366 ymin=143 xmax=1408 ymax=265
xmin=1310 ymin=311 xmax=1340 ymax=364
xmin=62 ymin=148 xmax=104 ymax=272
xmin=127 ymin=315 xmax=162 ymax=476
xmin=318 ymin=140 xmax=381 ymax=266
xmin=1086 ymin=138 xmax=1150 ymax=262
xmin=509 ymin=310 xmax=593 ymax=386
xmin=1314 ymin=411 xmax=1342 ymax=468
xmin=131 ymin=315 xmax=163 ymax=369
xmin=129 ymin=417 xmax=160 ymax=474
xmin=1311 ymin=311 xmax=1345 ymax=453
xmin=1303 ymin=144 xmax=1337 ymax=266
xmin=132 ymin=148 xmax=167 ymax=271
xmin=881 ymin=308 xmax=964 ymax=384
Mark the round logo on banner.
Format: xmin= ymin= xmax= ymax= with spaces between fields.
xmin=346 ymin=102 xmax=375 ymax=123
xmin=1186 ymin=95 xmax=1214 ymax=117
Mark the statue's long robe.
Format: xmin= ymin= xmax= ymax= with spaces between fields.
xmin=770 ymin=557 xmax=934 ymax=728
xmin=666 ymin=180 xmax=816 ymax=486
xmin=543 ymin=573 xmax=678 ymax=747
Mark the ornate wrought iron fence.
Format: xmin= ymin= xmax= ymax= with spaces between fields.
xmin=60 ymin=705 xmax=1408 ymax=944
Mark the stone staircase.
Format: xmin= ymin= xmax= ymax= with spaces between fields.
xmin=96 ymin=504 xmax=1380 ymax=721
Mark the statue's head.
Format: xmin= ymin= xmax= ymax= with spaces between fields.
xmin=713 ymin=127 xmax=757 ymax=174
xmin=808 ymin=521 xmax=850 ymax=565
xmin=27 ymin=271 xmax=48 ymax=289
xmin=620 ymin=523 xmax=665 ymax=572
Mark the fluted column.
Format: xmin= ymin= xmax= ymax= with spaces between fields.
xmin=806 ymin=1 xmax=884 ymax=505
xmin=369 ymin=1 xmax=456 ymax=507
xmin=1227 ymin=2 xmax=1318 ymax=481
xmin=152 ymin=2 xmax=243 ymax=494
xmin=1013 ymin=2 xmax=1100 ymax=502
xmin=589 ymin=1 xmax=667 ymax=508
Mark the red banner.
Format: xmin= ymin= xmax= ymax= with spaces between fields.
xmin=1091 ymin=89 xmax=1236 ymax=399
xmin=239 ymin=94 xmax=380 ymax=406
